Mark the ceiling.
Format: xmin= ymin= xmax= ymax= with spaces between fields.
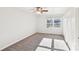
xmin=45 ymin=7 xmax=69 ymax=15
xmin=18 ymin=7 xmax=69 ymax=17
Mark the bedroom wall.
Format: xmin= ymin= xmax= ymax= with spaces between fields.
xmin=63 ymin=8 xmax=76 ymax=50
xmin=0 ymin=7 xmax=37 ymax=50
xmin=37 ymin=15 xmax=63 ymax=34
xmin=75 ymin=8 xmax=79 ymax=50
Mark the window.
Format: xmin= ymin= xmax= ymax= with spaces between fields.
xmin=47 ymin=19 xmax=53 ymax=28
xmin=54 ymin=19 xmax=61 ymax=27
xmin=47 ymin=18 xmax=61 ymax=28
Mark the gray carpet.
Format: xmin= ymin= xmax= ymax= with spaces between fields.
xmin=2 ymin=33 xmax=65 ymax=51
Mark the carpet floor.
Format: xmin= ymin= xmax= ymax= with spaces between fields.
xmin=2 ymin=33 xmax=68 ymax=51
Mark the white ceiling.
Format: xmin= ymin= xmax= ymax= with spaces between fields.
xmin=45 ymin=7 xmax=69 ymax=15
xmin=18 ymin=7 xmax=69 ymax=16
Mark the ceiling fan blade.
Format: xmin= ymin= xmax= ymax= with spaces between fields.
xmin=42 ymin=10 xmax=48 ymax=12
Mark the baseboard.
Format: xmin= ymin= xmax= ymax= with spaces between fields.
xmin=0 ymin=32 xmax=37 ymax=51
xmin=36 ymin=32 xmax=64 ymax=36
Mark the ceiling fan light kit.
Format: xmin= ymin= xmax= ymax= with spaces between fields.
xmin=34 ymin=7 xmax=48 ymax=14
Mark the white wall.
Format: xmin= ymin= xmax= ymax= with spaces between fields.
xmin=63 ymin=8 xmax=76 ymax=50
xmin=75 ymin=8 xmax=79 ymax=50
xmin=0 ymin=8 xmax=37 ymax=50
xmin=37 ymin=15 xmax=63 ymax=34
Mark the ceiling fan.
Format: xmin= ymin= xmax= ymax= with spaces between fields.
xmin=33 ymin=7 xmax=48 ymax=14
